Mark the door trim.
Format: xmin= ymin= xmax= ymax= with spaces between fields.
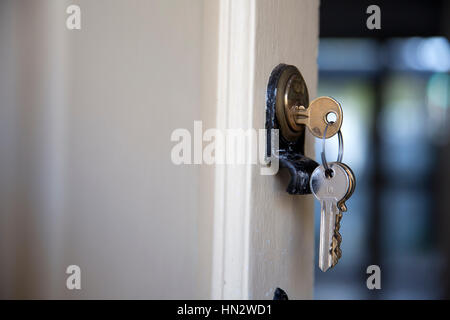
xmin=211 ymin=0 xmax=256 ymax=300
xmin=210 ymin=0 xmax=319 ymax=300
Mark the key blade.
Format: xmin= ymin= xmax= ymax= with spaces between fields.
xmin=319 ymin=200 xmax=338 ymax=272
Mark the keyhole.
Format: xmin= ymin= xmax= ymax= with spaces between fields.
xmin=326 ymin=111 xmax=337 ymax=124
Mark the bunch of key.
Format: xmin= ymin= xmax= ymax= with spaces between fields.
xmin=309 ymin=132 xmax=356 ymax=272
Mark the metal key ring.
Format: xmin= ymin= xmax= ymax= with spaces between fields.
xmin=321 ymin=122 xmax=343 ymax=173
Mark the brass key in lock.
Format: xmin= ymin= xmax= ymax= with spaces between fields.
xmin=291 ymin=97 xmax=343 ymax=139
xmin=274 ymin=66 xmax=343 ymax=141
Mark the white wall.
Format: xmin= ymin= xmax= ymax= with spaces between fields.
xmin=0 ymin=0 xmax=212 ymax=299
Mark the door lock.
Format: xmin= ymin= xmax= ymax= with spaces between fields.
xmin=265 ymin=64 xmax=343 ymax=194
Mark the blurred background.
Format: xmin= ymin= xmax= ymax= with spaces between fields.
xmin=314 ymin=0 xmax=450 ymax=299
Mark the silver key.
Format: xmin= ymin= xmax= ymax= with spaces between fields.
xmin=310 ymin=162 xmax=350 ymax=272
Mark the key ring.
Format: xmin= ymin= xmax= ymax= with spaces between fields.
xmin=321 ymin=122 xmax=343 ymax=176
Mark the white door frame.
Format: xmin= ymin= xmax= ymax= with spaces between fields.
xmin=209 ymin=0 xmax=319 ymax=299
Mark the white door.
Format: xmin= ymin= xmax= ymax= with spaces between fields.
xmin=0 ymin=0 xmax=318 ymax=299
